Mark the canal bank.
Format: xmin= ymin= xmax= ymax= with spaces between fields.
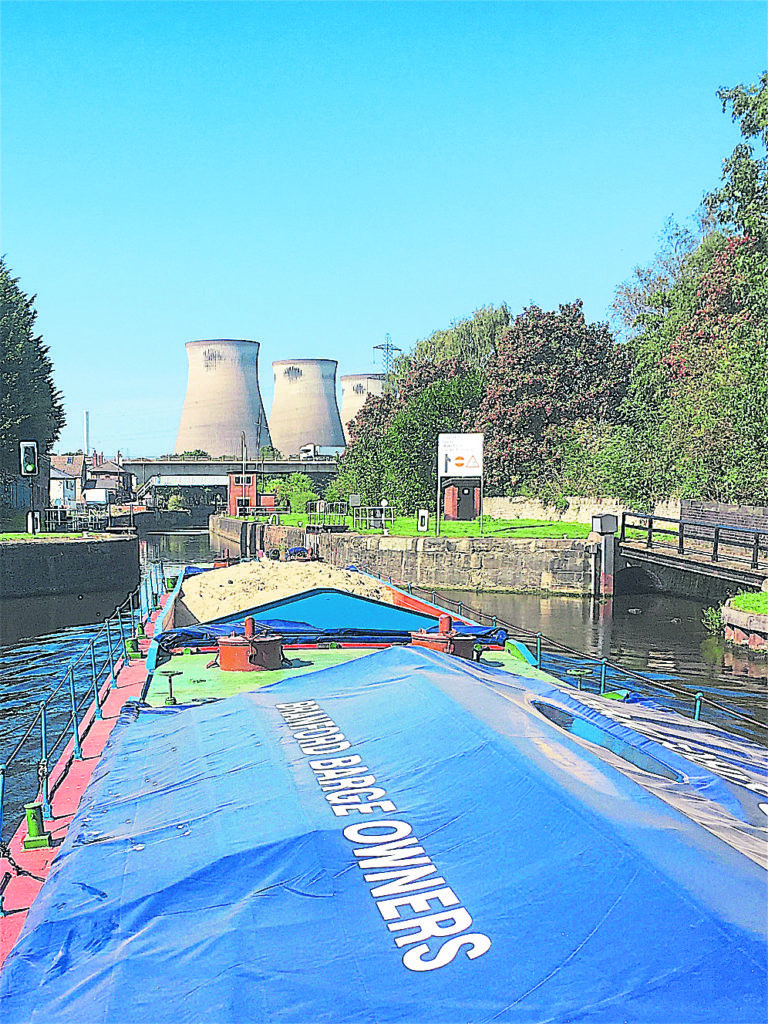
xmin=209 ymin=516 xmax=593 ymax=594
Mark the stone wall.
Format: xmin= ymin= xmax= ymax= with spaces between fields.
xmin=0 ymin=535 xmax=140 ymax=599
xmin=482 ymin=495 xmax=681 ymax=525
xmin=262 ymin=525 xmax=591 ymax=594
xmin=209 ymin=515 xmax=248 ymax=555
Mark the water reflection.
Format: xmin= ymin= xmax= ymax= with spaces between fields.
xmin=0 ymin=588 xmax=134 ymax=646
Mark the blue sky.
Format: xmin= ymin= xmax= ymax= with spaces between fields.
xmin=2 ymin=1 xmax=765 ymax=456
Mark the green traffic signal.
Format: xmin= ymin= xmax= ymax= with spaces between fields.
xmin=19 ymin=441 xmax=39 ymax=476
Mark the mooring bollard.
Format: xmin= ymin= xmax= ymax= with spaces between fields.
xmin=22 ymin=802 xmax=52 ymax=850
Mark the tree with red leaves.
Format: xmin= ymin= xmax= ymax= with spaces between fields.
xmin=475 ymin=301 xmax=628 ymax=495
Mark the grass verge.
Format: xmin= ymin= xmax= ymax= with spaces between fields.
xmin=731 ymin=592 xmax=768 ymax=615
xmin=243 ymin=513 xmax=590 ymax=540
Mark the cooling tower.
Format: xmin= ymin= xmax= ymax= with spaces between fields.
xmin=175 ymin=339 xmax=272 ymax=457
xmin=269 ymin=359 xmax=345 ymax=456
xmin=340 ymin=373 xmax=385 ymax=441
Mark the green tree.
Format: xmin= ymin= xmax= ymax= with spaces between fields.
xmin=167 ymin=492 xmax=189 ymax=511
xmin=381 ymin=371 xmax=484 ymax=511
xmin=610 ymin=214 xmax=716 ymax=342
xmin=393 ymin=304 xmax=510 ymax=379
xmin=706 ymin=72 xmax=768 ymax=242
xmin=0 ymin=260 xmax=65 ymax=478
xmin=335 ymin=360 xmax=482 ymax=510
xmin=264 ymin=472 xmax=319 ymax=512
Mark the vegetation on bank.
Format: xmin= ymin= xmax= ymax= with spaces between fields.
xmin=731 ymin=592 xmax=768 ymax=615
xmin=331 ymin=75 xmax=767 ymax=512
xmin=703 ymin=589 xmax=768 ymax=634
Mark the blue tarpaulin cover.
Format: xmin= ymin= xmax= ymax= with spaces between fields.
xmin=154 ymin=619 xmax=509 ymax=651
xmin=2 ymin=646 xmax=766 ymax=1023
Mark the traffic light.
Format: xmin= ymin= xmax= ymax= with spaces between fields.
xmin=19 ymin=441 xmax=39 ymax=476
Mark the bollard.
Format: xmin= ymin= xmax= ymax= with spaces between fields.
xmin=40 ymin=703 xmax=52 ymax=819
xmin=68 ymin=667 xmax=83 ymax=760
xmin=599 ymin=659 xmax=608 ymax=695
xmin=22 ymin=802 xmax=52 ymax=850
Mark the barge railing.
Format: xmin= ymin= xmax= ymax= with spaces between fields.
xmin=0 ymin=561 xmax=165 ymax=848
xmin=352 ymin=562 xmax=767 ymax=740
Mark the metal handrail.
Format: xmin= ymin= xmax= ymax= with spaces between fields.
xmin=620 ymin=511 xmax=768 ymax=571
xmin=348 ymin=561 xmax=767 ymax=736
xmin=0 ymin=561 xmax=165 ymax=846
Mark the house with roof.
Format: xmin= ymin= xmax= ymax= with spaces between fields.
xmin=50 ymin=454 xmax=88 ymax=503
xmin=87 ymin=455 xmax=132 ymax=502
xmin=49 ymin=466 xmax=78 ymax=507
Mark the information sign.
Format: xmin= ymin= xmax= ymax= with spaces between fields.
xmin=437 ymin=433 xmax=483 ymax=478
xmin=436 ymin=433 xmax=484 ymax=536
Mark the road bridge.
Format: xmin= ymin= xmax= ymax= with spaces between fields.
xmin=123 ymin=456 xmax=339 ymax=495
xmin=617 ymin=511 xmax=768 ymax=600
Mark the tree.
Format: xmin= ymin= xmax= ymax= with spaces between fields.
xmin=706 ymin=72 xmax=768 ymax=242
xmin=380 ymin=371 xmax=484 ymax=511
xmin=0 ymin=260 xmax=64 ymax=478
xmin=264 ymin=472 xmax=319 ymax=512
xmin=596 ymin=228 xmax=768 ymax=505
xmin=333 ymin=359 xmax=482 ymax=510
xmin=167 ymin=492 xmax=189 ymax=511
xmin=393 ymin=304 xmax=510 ymax=379
xmin=475 ymin=302 xmax=628 ymax=496
xmin=611 ymin=213 xmax=716 ymax=342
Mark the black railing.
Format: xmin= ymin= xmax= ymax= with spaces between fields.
xmin=620 ymin=512 xmax=768 ymax=572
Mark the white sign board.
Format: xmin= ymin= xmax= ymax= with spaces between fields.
xmin=437 ymin=433 xmax=483 ymax=478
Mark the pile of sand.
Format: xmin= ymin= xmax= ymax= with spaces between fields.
xmin=179 ymin=559 xmax=388 ymax=623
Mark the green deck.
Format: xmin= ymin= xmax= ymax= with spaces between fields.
xmin=147 ymin=647 xmax=383 ymax=706
xmin=146 ymin=643 xmax=557 ymax=707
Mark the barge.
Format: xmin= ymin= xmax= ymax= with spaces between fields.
xmin=0 ymin=563 xmax=766 ymax=1022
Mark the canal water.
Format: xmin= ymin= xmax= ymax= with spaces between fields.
xmin=1 ymin=532 xmax=765 ymax=840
